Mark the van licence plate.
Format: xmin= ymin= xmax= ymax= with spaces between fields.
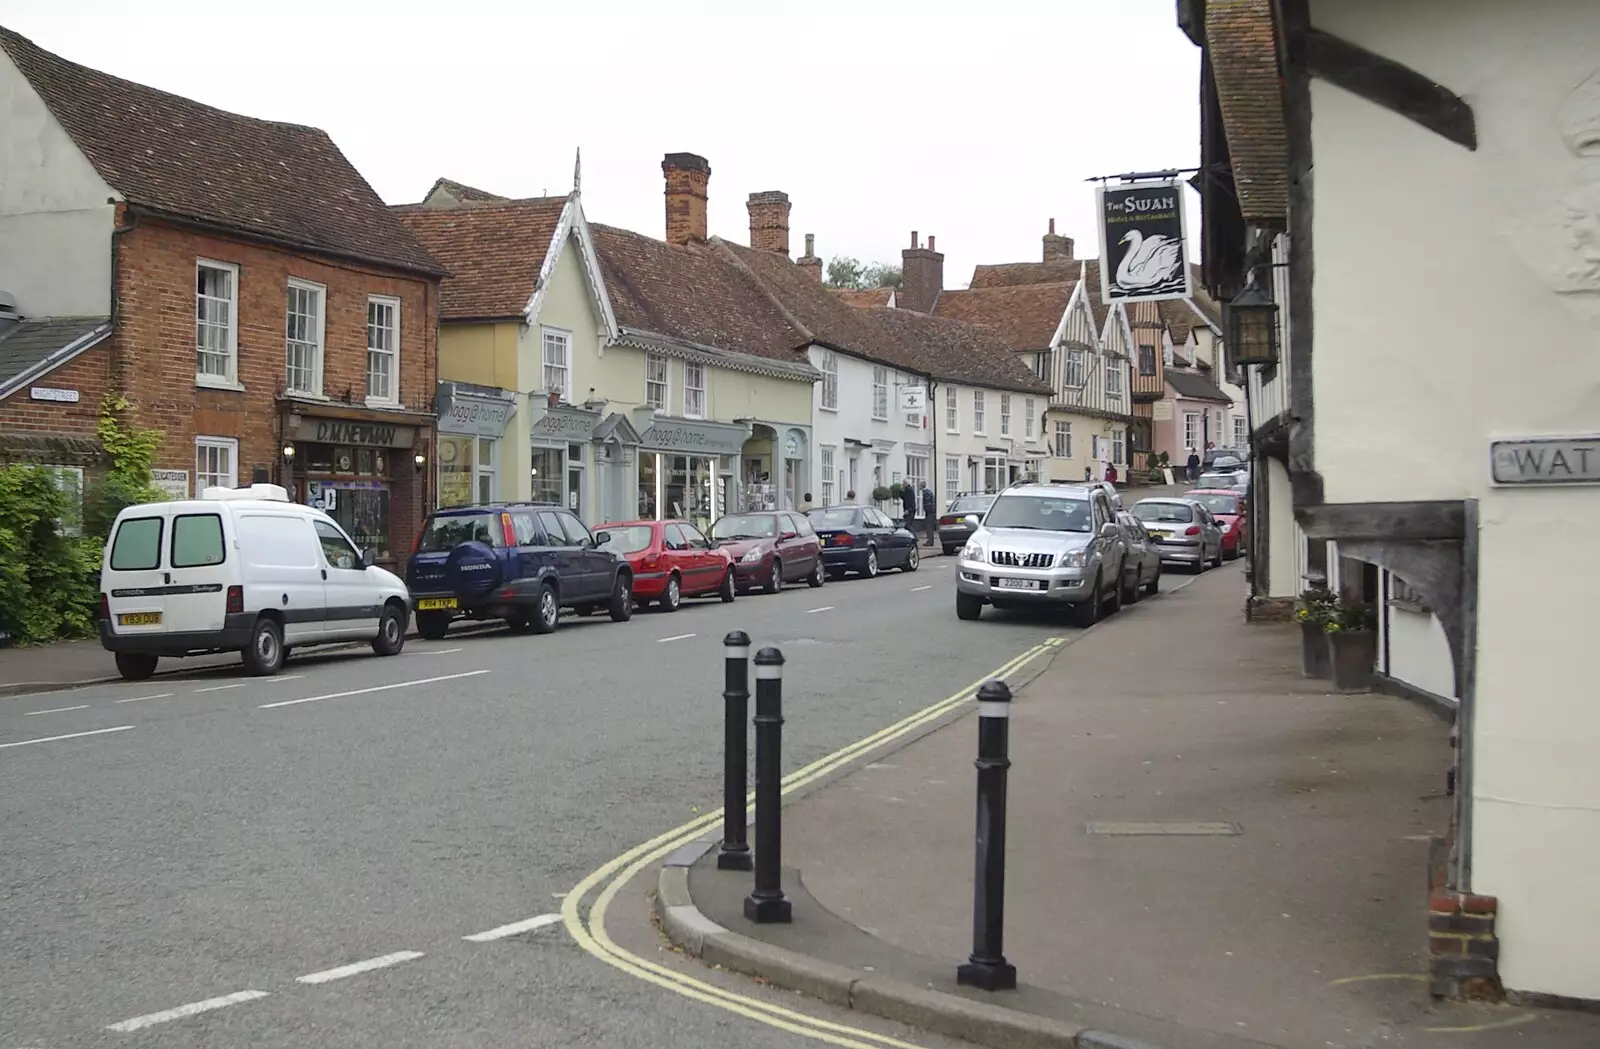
xmin=118 ymin=612 xmax=162 ymax=626
xmin=994 ymin=578 xmax=1040 ymax=591
xmin=415 ymin=597 xmax=458 ymax=611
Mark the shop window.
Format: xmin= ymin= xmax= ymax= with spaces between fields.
xmin=322 ymin=488 xmax=389 ymax=560
xmin=638 ymin=451 xmax=658 ymax=518
xmin=437 ymin=435 xmax=475 ymax=508
xmin=476 ymin=438 xmax=496 ymax=504
xmin=531 ymin=445 xmax=565 ymax=505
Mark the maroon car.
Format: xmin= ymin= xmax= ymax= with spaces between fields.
xmin=708 ymin=511 xmax=825 ymax=593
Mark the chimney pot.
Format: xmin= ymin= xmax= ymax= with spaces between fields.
xmin=928 ymin=235 xmax=935 ymax=252
xmin=1049 ymin=218 xmax=1056 ymax=234
xmin=910 ymin=230 xmax=918 ymax=248
xmin=1042 ymin=221 xmax=1075 ymax=263
xmin=746 ymin=190 xmax=792 ymax=255
xmin=662 ymin=152 xmax=711 ymax=245
xmin=797 ymin=233 xmax=823 ymax=282
xmin=805 ymin=233 xmax=815 ymax=255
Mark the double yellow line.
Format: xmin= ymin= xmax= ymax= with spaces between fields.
xmin=560 ymin=637 xmax=1064 ymax=1048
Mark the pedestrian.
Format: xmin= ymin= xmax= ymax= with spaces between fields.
xmin=800 ymin=491 xmax=812 ymax=512
xmin=900 ymin=480 xmax=917 ymax=530
xmin=1105 ymin=462 xmax=1118 ymax=485
xmin=919 ymin=481 xmax=937 ymax=546
xmin=845 ymin=489 xmax=857 ymax=504
xmin=1186 ymin=448 xmax=1201 ymax=485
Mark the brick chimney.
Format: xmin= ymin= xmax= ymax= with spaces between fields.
xmin=747 ymin=191 xmax=791 ymax=256
xmin=1042 ymin=218 xmax=1074 ymax=263
xmin=662 ymin=152 xmax=710 ymax=245
xmin=796 ymin=233 xmax=822 ymax=281
xmin=900 ymin=231 xmax=944 ymax=313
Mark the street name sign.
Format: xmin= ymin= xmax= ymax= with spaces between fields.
xmin=1489 ymin=436 xmax=1600 ymax=486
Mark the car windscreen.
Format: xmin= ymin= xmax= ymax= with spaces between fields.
xmin=1132 ymin=502 xmax=1195 ymax=524
xmin=948 ymin=497 xmax=994 ymax=514
xmin=806 ymin=508 xmax=858 ymax=529
xmin=419 ymin=512 xmax=503 ymax=552
xmin=711 ymin=514 xmax=777 ymax=540
xmin=1198 ymin=473 xmax=1243 ymax=488
xmin=599 ymin=524 xmax=654 ymax=554
xmin=1191 ymin=493 xmax=1239 ymax=515
xmin=982 ymin=494 xmax=1092 ymax=533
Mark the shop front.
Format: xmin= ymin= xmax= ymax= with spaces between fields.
xmin=280 ymin=404 xmax=433 ymax=570
xmin=528 ymin=401 xmax=602 ymax=516
xmin=435 ymin=381 xmax=516 ymax=509
xmin=739 ymin=422 xmax=811 ymax=512
xmin=632 ymin=409 xmax=751 ymax=532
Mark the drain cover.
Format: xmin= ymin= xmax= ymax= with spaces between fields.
xmin=1085 ymin=821 xmax=1242 ymax=836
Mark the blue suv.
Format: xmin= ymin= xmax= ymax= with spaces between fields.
xmin=405 ymin=503 xmax=633 ymax=638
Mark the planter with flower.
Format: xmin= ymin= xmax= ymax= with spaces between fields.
xmin=1294 ymin=586 xmax=1337 ymax=678
xmin=1323 ymin=601 xmax=1379 ymax=691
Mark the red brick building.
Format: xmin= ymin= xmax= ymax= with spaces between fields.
xmin=0 ymin=26 xmax=444 ymax=566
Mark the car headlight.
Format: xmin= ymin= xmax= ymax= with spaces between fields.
xmin=1058 ymin=548 xmax=1087 ymax=568
xmin=961 ymin=538 xmax=985 ymax=561
xmin=740 ymin=549 xmax=764 ymax=564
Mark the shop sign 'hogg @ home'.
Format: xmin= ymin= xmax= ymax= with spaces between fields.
xmin=1096 ymin=180 xmax=1193 ymax=305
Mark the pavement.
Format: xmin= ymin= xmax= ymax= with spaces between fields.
xmin=654 ymin=563 xmax=1600 ymax=1049
xmin=0 ymin=541 xmax=1060 ymax=1048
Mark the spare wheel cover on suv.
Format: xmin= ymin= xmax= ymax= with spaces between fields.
xmin=444 ymin=540 xmax=504 ymax=601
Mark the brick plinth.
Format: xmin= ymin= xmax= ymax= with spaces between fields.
xmin=1428 ymin=842 xmax=1504 ymax=1001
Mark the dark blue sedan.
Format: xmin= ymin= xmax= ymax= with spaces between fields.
xmin=805 ymin=505 xmax=920 ymax=579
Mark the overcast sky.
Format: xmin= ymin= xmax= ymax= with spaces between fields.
xmin=2 ymin=0 xmax=1202 ymax=289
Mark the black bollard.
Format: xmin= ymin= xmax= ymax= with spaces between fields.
xmin=743 ymin=646 xmax=791 ymax=923
xmin=957 ymin=679 xmax=1017 ymax=991
xmin=717 ymin=631 xmax=754 ymax=871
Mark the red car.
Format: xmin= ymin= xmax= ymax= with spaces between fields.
xmin=1186 ymin=488 xmax=1248 ymax=560
xmin=596 ymin=519 xmax=735 ymax=611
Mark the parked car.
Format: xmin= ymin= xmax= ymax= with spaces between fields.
xmin=405 ymin=502 xmax=633 ymax=638
xmin=936 ymin=494 xmax=996 ymax=555
xmin=1130 ymin=497 xmax=1224 ymax=572
xmin=954 ymin=483 xmax=1128 ymax=626
xmin=596 ymin=518 xmax=735 ymax=611
xmin=1116 ymin=510 xmax=1163 ymax=599
xmin=99 ymin=483 xmax=409 ymax=679
xmin=708 ymin=511 xmax=824 ymax=593
xmin=806 ymin=505 xmax=920 ymax=578
xmin=1186 ymin=489 xmax=1248 ymax=560
xmin=1202 ymin=446 xmax=1249 ymax=470
xmin=1196 ymin=468 xmax=1250 ymax=494
xmin=1084 ymin=480 xmax=1124 ymax=510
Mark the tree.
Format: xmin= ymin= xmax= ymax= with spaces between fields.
xmin=825 ymin=256 xmax=902 ymax=290
xmin=861 ymin=262 xmax=902 ymax=289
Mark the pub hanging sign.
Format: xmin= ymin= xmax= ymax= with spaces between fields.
xmin=1096 ymin=179 xmax=1193 ymax=305
xmin=292 ymin=417 xmax=417 ymax=449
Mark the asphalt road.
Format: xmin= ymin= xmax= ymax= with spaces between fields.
xmin=0 ymin=553 xmax=1084 ymax=1048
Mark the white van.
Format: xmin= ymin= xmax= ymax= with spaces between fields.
xmin=99 ymin=483 xmax=411 ymax=680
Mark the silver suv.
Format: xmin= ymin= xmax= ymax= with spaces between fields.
xmin=954 ymin=483 xmax=1130 ymax=625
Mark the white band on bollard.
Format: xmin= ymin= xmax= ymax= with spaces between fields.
xmin=755 ymin=665 xmax=783 ymax=680
xmin=726 ymin=646 xmax=750 ymax=659
xmin=977 ymin=701 xmax=1011 ymax=718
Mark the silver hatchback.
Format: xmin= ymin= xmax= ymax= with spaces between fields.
xmin=954 ymin=484 xmax=1128 ymax=626
xmin=1130 ymin=497 xmax=1224 ymax=572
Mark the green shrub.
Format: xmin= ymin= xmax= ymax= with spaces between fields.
xmin=871 ymin=485 xmax=892 ymax=503
xmin=0 ymin=464 xmax=100 ymax=643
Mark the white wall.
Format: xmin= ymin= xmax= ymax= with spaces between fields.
xmin=1379 ymin=574 xmax=1457 ymax=702
xmin=1263 ymin=456 xmax=1304 ymax=599
xmin=0 ymin=49 xmax=115 ymax=317
xmin=1308 ymin=0 xmax=1600 ymax=999
xmin=808 ymin=345 xmax=928 ymax=505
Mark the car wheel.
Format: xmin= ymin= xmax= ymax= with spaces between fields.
xmin=765 ymin=560 xmax=783 ymax=594
xmin=942 ymin=545 xmax=956 ymax=557
xmin=719 ymin=568 xmax=736 ymax=603
xmin=1122 ymin=564 xmax=1141 ymax=606
xmin=242 ymin=616 xmax=285 ymax=676
xmin=609 ymin=575 xmax=634 ymax=622
xmin=417 ymin=612 xmax=450 ymax=640
xmin=661 ymin=573 xmax=682 ymax=612
xmin=863 ymin=547 xmax=879 ymax=578
xmin=808 ymin=559 xmax=825 ymax=588
xmin=532 ymin=583 xmax=560 ymax=634
xmin=1145 ymin=564 xmax=1162 ymax=595
xmin=1072 ymin=574 xmax=1102 ymax=628
xmin=902 ymin=544 xmax=920 ymax=573
xmin=1105 ymin=563 xmax=1124 ymax=615
xmin=505 ymin=615 xmax=533 ymax=634
xmin=1213 ymin=544 xmax=1225 ymax=569
xmin=372 ymin=602 xmax=406 ymax=656
xmin=956 ymin=590 xmax=983 ymax=621
xmin=114 ymin=652 xmax=158 ymax=681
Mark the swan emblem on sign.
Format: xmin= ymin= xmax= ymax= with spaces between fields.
xmin=1114 ymin=229 xmax=1185 ymax=294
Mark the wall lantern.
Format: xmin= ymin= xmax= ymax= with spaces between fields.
xmin=413 ymin=452 xmax=427 ymax=469
xmin=1225 ymin=275 xmax=1280 ymax=368
xmin=281 ymin=444 xmax=296 ymax=461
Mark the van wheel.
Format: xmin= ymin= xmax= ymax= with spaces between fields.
xmin=372 ymin=603 xmax=406 ymax=656
xmin=609 ymin=575 xmax=634 ymax=622
xmin=115 ymin=652 xmax=158 ymax=682
xmin=242 ymin=617 xmax=285 ymax=676
xmin=532 ymin=583 xmax=560 ymax=634
xmin=417 ymin=612 xmax=450 ymax=640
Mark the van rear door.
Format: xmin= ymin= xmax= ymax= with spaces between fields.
xmin=164 ymin=509 xmax=230 ymax=637
xmin=104 ymin=512 xmax=170 ymax=636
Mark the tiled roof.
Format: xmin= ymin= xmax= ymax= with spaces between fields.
xmin=721 ymin=241 xmax=1051 ymax=395
xmin=1166 ymin=369 xmax=1232 ymax=403
xmin=830 ymin=287 xmax=896 ymax=308
xmin=1159 ymin=296 xmax=1218 ymax=344
xmin=932 ymin=282 xmax=1076 ymax=352
xmin=594 ymin=227 xmax=808 ymax=363
xmin=0 ymin=27 xmax=443 ymax=276
xmin=425 ymin=178 xmax=508 ymax=204
xmin=393 ymin=197 xmax=567 ymax=320
xmin=1205 ymin=0 xmax=1289 ymax=220
xmin=0 ymin=316 xmax=111 ymax=396
xmin=968 ymin=261 xmax=1081 ymax=289
xmin=1082 ymin=259 xmax=1111 ymax=331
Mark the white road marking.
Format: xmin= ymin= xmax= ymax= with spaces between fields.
xmin=194 ymin=682 xmax=250 ymax=693
xmin=23 ymin=704 xmax=89 ymax=716
xmin=656 ymin=633 xmax=695 ymax=643
xmin=805 ymin=606 xmax=834 ymax=614
xmin=0 ymin=725 xmax=133 ymax=750
xmin=463 ymin=914 xmax=563 ymax=942
xmin=262 ymin=675 xmax=305 ymax=684
xmin=105 ymin=990 xmax=270 ymax=1031
xmin=295 ymin=950 xmax=424 ymax=984
xmin=114 ymin=692 xmax=173 ymax=704
xmin=259 ymin=670 xmax=490 ymax=710
xmin=910 ymin=585 xmax=932 ymax=592
xmin=407 ymin=647 xmax=464 ymax=656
